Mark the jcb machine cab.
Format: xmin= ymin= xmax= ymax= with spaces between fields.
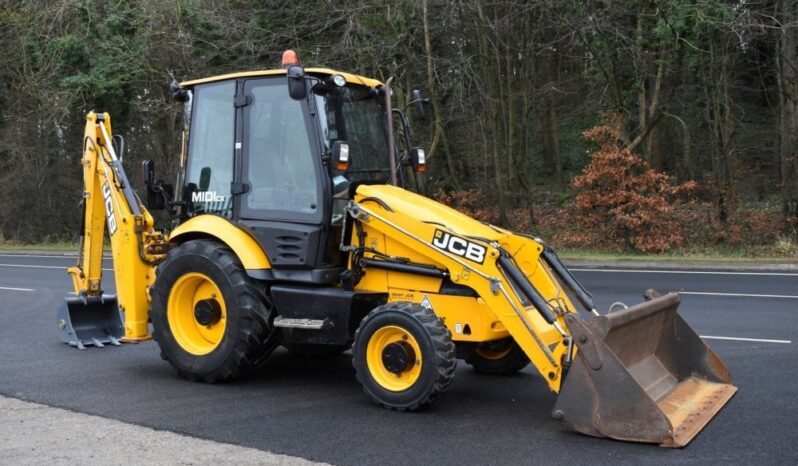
xmin=57 ymin=52 xmax=736 ymax=447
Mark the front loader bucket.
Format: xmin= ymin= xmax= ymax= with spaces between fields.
xmin=553 ymin=293 xmax=736 ymax=447
xmin=56 ymin=295 xmax=123 ymax=349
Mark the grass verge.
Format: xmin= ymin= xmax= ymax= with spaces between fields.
xmin=558 ymin=248 xmax=797 ymax=263
xmin=0 ymin=241 xmax=79 ymax=252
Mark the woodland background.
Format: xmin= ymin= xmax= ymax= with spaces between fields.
xmin=0 ymin=0 xmax=796 ymax=255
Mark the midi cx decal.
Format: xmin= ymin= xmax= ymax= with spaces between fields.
xmin=431 ymin=229 xmax=486 ymax=264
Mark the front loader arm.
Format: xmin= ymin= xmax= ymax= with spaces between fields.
xmin=347 ymin=194 xmax=576 ymax=392
xmin=67 ymin=112 xmax=166 ymax=341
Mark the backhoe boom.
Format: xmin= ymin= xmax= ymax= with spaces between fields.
xmin=59 ymin=112 xmax=166 ymax=347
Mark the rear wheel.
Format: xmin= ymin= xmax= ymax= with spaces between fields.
xmin=466 ymin=338 xmax=529 ymax=375
xmin=151 ymin=240 xmax=277 ymax=383
xmin=352 ymin=302 xmax=456 ymax=411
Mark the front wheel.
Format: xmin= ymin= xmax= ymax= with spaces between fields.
xmin=150 ymin=240 xmax=277 ymax=383
xmin=352 ymin=302 xmax=456 ymax=411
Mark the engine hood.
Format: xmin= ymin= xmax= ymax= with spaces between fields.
xmin=354 ymin=184 xmax=505 ymax=243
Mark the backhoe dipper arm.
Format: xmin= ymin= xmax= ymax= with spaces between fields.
xmin=67 ymin=112 xmax=165 ymax=341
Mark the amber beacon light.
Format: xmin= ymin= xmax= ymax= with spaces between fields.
xmin=281 ymin=50 xmax=300 ymax=68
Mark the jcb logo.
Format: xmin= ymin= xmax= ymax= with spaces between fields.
xmin=102 ymin=182 xmax=117 ymax=235
xmin=431 ymin=229 xmax=486 ymax=264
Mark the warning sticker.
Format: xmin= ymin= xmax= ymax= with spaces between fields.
xmin=420 ymin=294 xmax=433 ymax=310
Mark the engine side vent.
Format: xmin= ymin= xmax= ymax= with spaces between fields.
xmin=275 ymin=235 xmax=304 ymax=263
xmin=246 ymin=223 xmax=320 ymax=268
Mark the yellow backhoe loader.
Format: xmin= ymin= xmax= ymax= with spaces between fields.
xmin=56 ymin=51 xmax=736 ymax=447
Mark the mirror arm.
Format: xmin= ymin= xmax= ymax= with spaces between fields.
xmin=392 ymin=108 xmax=414 ymax=164
xmin=401 ymin=98 xmax=429 ymax=114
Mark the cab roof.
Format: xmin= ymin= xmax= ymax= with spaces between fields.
xmin=180 ymin=68 xmax=383 ymax=88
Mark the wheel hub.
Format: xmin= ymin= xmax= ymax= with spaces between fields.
xmin=381 ymin=341 xmax=416 ymax=374
xmin=194 ymin=299 xmax=222 ymax=326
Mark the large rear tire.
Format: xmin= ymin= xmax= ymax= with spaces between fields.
xmin=150 ymin=240 xmax=277 ymax=383
xmin=466 ymin=338 xmax=529 ymax=375
xmin=352 ymin=302 xmax=456 ymax=411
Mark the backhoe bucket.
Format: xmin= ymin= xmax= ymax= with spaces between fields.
xmin=56 ymin=295 xmax=123 ymax=349
xmin=553 ymin=293 xmax=736 ymax=447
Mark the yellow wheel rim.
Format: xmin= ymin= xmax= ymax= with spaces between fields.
xmin=474 ymin=340 xmax=512 ymax=360
xmin=366 ymin=326 xmax=422 ymax=392
xmin=167 ymin=272 xmax=227 ymax=355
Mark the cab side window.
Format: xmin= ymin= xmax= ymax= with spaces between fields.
xmin=242 ymin=79 xmax=320 ymax=221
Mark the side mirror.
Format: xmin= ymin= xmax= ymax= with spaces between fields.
xmin=170 ymin=78 xmax=190 ymax=103
xmin=332 ymin=141 xmax=350 ymax=171
xmin=410 ymin=148 xmax=426 ymax=172
xmin=332 ymin=175 xmax=350 ymax=197
xmin=199 ymin=167 xmax=211 ymax=191
xmin=287 ymin=65 xmax=307 ymax=100
xmin=142 ymin=159 xmax=155 ymax=187
xmin=412 ymin=89 xmax=428 ymax=120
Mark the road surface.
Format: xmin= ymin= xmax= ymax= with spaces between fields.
xmin=0 ymin=254 xmax=795 ymax=465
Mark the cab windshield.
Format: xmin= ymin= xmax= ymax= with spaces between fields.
xmin=313 ymin=83 xmax=391 ymax=185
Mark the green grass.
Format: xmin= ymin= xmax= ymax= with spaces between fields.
xmin=0 ymin=240 xmax=79 ymax=252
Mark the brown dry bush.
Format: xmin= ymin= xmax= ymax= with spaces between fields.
xmin=571 ymin=126 xmax=698 ymax=253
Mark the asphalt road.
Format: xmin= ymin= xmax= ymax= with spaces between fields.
xmin=0 ymin=253 xmax=796 ymax=465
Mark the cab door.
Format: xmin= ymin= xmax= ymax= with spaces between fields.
xmin=183 ymin=80 xmax=236 ymax=218
xmin=237 ymin=77 xmax=333 ymax=278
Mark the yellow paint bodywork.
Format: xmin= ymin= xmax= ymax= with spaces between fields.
xmin=180 ymin=67 xmax=382 ymax=88
xmin=351 ymin=184 xmax=577 ymax=392
xmin=387 ymin=290 xmax=510 ymax=343
xmin=168 ymin=215 xmax=271 ymax=271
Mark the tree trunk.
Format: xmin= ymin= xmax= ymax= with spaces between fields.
xmin=541 ymin=96 xmax=562 ymax=184
xmin=422 ymin=0 xmax=461 ymax=190
xmin=776 ymin=0 xmax=798 ymax=225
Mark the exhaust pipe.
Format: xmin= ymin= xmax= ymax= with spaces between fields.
xmin=553 ymin=293 xmax=736 ymax=447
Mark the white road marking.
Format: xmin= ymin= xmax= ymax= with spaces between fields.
xmin=0 ymin=263 xmax=62 ymax=269
xmin=701 ymin=335 xmax=791 ymax=344
xmin=679 ymin=291 xmax=798 ymax=299
xmin=0 ymin=254 xmax=111 ymax=260
xmin=0 ymin=286 xmax=34 ymax=291
xmin=0 ymin=263 xmax=113 ymax=272
xmin=571 ymin=268 xmax=798 ymax=277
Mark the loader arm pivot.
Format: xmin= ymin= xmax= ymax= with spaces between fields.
xmin=58 ymin=112 xmax=167 ymax=348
